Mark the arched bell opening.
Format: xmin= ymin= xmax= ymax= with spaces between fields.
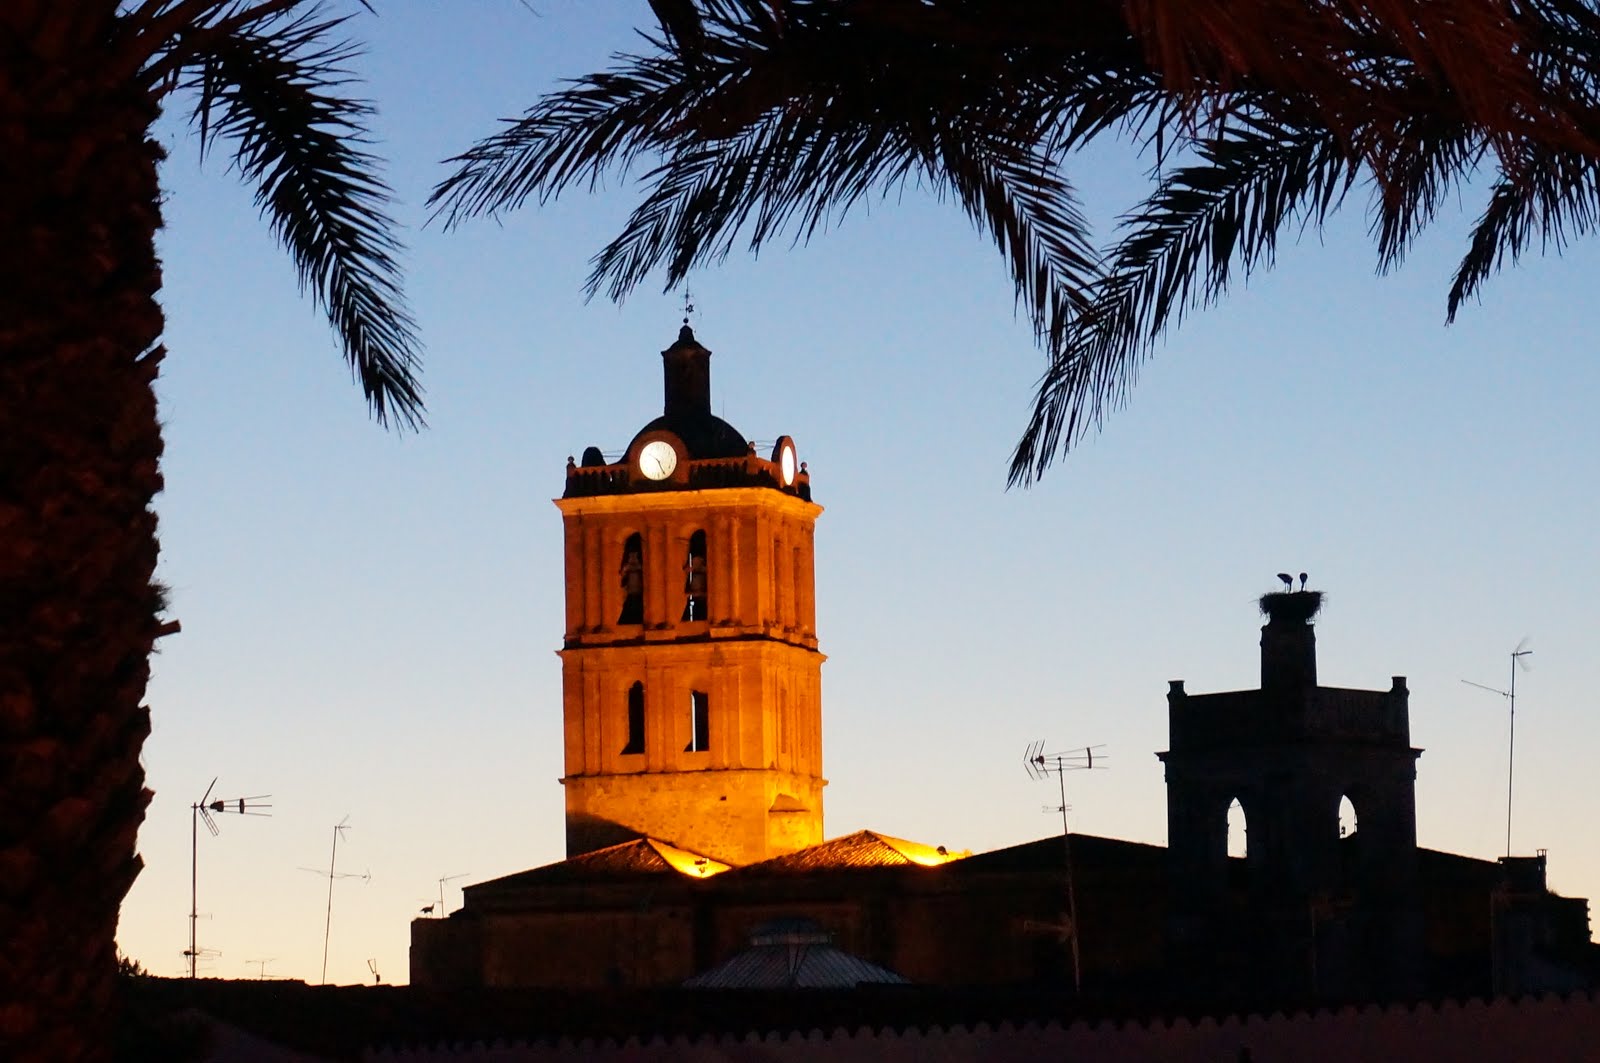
xmin=681 ymin=529 xmax=707 ymax=621
xmin=618 ymin=532 xmax=644 ymax=625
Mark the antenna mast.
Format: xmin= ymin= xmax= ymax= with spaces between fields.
xmin=1022 ymin=741 xmax=1107 ymax=993
xmin=1461 ymin=638 xmax=1532 ymax=857
xmin=436 ymin=873 xmax=469 ymax=918
xmin=297 ymin=817 xmax=369 ymax=984
xmin=186 ymin=778 xmax=271 ymax=979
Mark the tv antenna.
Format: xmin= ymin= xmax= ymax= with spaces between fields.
xmin=1461 ymin=638 xmax=1533 ymax=858
xmin=367 ymin=958 xmax=381 ymax=985
xmin=179 ymin=944 xmax=220 ymax=977
xmin=1022 ymin=741 xmax=1107 ymax=994
xmin=244 ymin=957 xmax=276 ymax=980
xmin=434 ymin=873 xmax=470 ymax=918
xmin=297 ymin=816 xmax=368 ymax=984
xmin=186 ymin=777 xmax=271 ymax=979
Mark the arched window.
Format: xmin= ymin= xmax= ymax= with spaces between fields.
xmin=1226 ymin=798 xmax=1249 ymax=859
xmin=621 ymin=681 xmax=645 ymax=755
xmin=618 ymin=533 xmax=644 ymax=625
xmin=1338 ymin=794 xmax=1358 ymax=839
xmin=685 ymin=690 xmax=710 ymax=752
xmin=1338 ymin=793 xmax=1361 ymax=883
xmin=681 ymin=530 xmax=707 ymax=621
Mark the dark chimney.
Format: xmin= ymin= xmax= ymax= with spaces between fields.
xmin=661 ymin=325 xmax=711 ymax=418
xmin=1259 ymin=591 xmax=1321 ymax=691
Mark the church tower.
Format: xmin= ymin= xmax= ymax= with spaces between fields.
xmin=554 ymin=325 xmax=825 ymax=867
xmin=1159 ymin=590 xmax=1423 ymax=1000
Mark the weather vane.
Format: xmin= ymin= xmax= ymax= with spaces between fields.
xmin=682 ymin=286 xmax=695 ymax=326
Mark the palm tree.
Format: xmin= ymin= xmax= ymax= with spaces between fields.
xmin=0 ymin=3 xmax=420 ymax=1058
xmin=433 ymin=0 xmax=1600 ymax=482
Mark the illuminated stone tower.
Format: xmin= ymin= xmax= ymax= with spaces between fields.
xmin=554 ymin=325 xmax=825 ymax=867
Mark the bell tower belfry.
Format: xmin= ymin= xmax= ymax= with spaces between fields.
xmin=554 ymin=326 xmax=825 ymax=867
xmin=1158 ymin=590 xmax=1423 ymax=1000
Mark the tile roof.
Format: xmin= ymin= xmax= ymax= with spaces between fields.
xmin=467 ymin=838 xmax=728 ymax=893
xmin=948 ymin=832 xmax=1167 ymax=874
xmin=730 ymin=830 xmax=962 ymax=875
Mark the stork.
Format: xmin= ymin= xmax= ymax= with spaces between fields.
xmin=1276 ymin=573 xmax=1293 ymax=591
xmin=1299 ymin=572 xmax=1308 ymax=591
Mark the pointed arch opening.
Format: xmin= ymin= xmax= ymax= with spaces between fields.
xmin=1338 ymin=793 xmax=1361 ymax=883
xmin=618 ymin=533 xmax=644 ymax=625
xmin=681 ymin=529 xmax=707 ymax=621
xmin=1226 ymin=798 xmax=1249 ymax=860
xmin=621 ymin=681 xmax=645 ymax=755
xmin=1338 ymin=794 xmax=1359 ymax=840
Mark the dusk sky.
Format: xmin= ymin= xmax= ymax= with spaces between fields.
xmin=118 ymin=2 xmax=1600 ymax=986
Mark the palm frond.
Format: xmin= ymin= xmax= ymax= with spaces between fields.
xmin=430 ymin=2 xmax=800 ymax=228
xmin=438 ymin=0 xmax=1600 ymax=477
xmin=430 ymin=46 xmax=706 ymax=229
xmin=1119 ymin=0 xmax=1596 ymax=161
xmin=578 ymin=98 xmax=1101 ymax=364
xmin=438 ymin=0 xmax=1102 ymax=347
xmin=581 ymin=116 xmax=919 ymax=301
xmin=1367 ymin=115 xmax=1484 ymax=274
xmin=183 ymin=7 xmax=423 ymax=428
xmin=1449 ymin=146 xmax=1600 ymax=320
xmin=1444 ymin=1 xmax=1600 ymax=317
xmin=932 ymin=124 xmax=1100 ymax=351
xmin=1011 ymin=119 xmax=1356 ymax=484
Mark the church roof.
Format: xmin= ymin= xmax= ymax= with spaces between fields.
xmin=625 ymin=410 xmax=748 ymax=461
xmin=948 ymin=832 xmax=1167 ymax=875
xmin=682 ymin=918 xmax=910 ymax=989
xmin=730 ymin=830 xmax=964 ymax=875
xmin=625 ymin=324 xmax=747 ymax=460
xmin=467 ymin=838 xmax=729 ymax=893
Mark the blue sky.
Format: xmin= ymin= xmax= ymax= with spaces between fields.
xmin=119 ymin=2 xmax=1600 ymax=984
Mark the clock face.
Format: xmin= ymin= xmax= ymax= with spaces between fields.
xmin=640 ymin=439 xmax=678 ymax=480
xmin=779 ymin=443 xmax=796 ymax=486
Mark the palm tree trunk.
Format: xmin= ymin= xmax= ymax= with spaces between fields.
xmin=0 ymin=31 xmax=167 ymax=1063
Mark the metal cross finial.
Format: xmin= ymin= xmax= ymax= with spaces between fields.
xmin=682 ymin=287 xmax=695 ymax=326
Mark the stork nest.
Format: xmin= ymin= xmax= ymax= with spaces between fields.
xmin=1259 ymin=590 xmax=1323 ymax=624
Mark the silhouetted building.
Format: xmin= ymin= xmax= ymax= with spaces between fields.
xmin=683 ymin=918 xmax=908 ymax=988
xmin=410 ymin=327 xmax=1596 ymax=1006
xmin=1160 ymin=590 xmax=1423 ymax=1000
